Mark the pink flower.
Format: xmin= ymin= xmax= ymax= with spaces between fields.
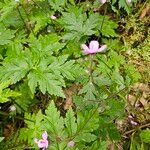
xmin=34 ymin=131 xmax=49 ymax=150
xmin=99 ymin=0 xmax=107 ymax=4
xmin=81 ymin=40 xmax=107 ymax=55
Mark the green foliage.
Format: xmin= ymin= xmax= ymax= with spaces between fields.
xmin=119 ymin=0 xmax=131 ymax=14
xmin=15 ymin=82 xmax=33 ymax=113
xmin=48 ymin=0 xmax=66 ymax=11
xmin=0 ymin=0 xmax=145 ymax=149
xmin=19 ymin=101 xmax=105 ymax=149
xmin=19 ymin=110 xmax=44 ymax=145
xmin=0 ymin=0 xmax=17 ymax=22
xmin=130 ymin=130 xmax=150 ymax=150
xmin=0 ymin=33 xmax=79 ymax=97
xmin=60 ymin=10 xmax=100 ymax=41
xmin=0 ymin=81 xmax=21 ymax=103
xmin=111 ymin=0 xmax=136 ymax=14
xmin=99 ymin=16 xmax=118 ymax=37
xmin=0 ymin=25 xmax=15 ymax=45
xmin=65 ymin=108 xmax=77 ymax=136
xmin=79 ymin=81 xmax=97 ymax=100
xmin=140 ymin=129 xmax=150 ymax=143
xmin=0 ymin=53 xmax=30 ymax=84
xmin=60 ymin=6 xmax=118 ymax=41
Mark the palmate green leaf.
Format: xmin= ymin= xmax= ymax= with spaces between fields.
xmin=65 ymin=108 xmax=77 ymax=136
xmin=19 ymin=101 xmax=102 ymax=148
xmin=0 ymin=56 xmax=30 ymax=84
xmin=0 ymin=46 xmax=76 ymax=98
xmin=72 ymin=109 xmax=99 ymax=143
xmin=60 ymin=8 xmax=99 ymax=41
xmin=27 ymin=54 xmax=77 ymax=97
xmin=44 ymin=101 xmax=64 ymax=139
xmin=19 ymin=111 xmax=44 ymax=145
xmin=77 ymin=109 xmax=99 ymax=133
xmin=28 ymin=69 xmax=65 ymax=97
xmin=0 ymin=26 xmax=15 ymax=45
xmin=82 ymin=13 xmax=99 ymax=36
xmin=79 ymin=81 xmax=96 ymax=100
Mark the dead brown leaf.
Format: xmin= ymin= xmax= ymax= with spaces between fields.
xmin=132 ymin=83 xmax=150 ymax=94
xmin=64 ymin=84 xmax=81 ymax=110
xmin=139 ymin=3 xmax=150 ymax=19
xmin=127 ymin=94 xmax=136 ymax=106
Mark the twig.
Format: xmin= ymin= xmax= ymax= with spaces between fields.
xmin=123 ymin=122 xmax=150 ymax=136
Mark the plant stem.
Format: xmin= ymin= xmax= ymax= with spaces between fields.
xmin=89 ymin=54 xmax=94 ymax=84
xmin=98 ymin=4 xmax=108 ymax=40
xmin=0 ymin=111 xmax=34 ymax=122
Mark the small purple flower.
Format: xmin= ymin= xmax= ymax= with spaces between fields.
xmin=34 ymin=131 xmax=49 ymax=150
xmin=67 ymin=140 xmax=75 ymax=147
xmin=99 ymin=0 xmax=107 ymax=4
xmin=130 ymin=120 xmax=138 ymax=126
xmin=81 ymin=40 xmax=107 ymax=55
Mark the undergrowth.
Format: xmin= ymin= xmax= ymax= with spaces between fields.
xmin=0 ymin=0 xmax=149 ymax=150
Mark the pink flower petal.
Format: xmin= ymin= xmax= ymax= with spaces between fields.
xmin=81 ymin=44 xmax=89 ymax=51
xmin=81 ymin=44 xmax=91 ymax=54
xmin=89 ymin=41 xmax=99 ymax=53
xmin=37 ymin=139 xmax=48 ymax=148
xmin=98 ymin=45 xmax=107 ymax=52
xmin=81 ymin=41 xmax=107 ymax=55
xmin=42 ymin=131 xmax=48 ymax=140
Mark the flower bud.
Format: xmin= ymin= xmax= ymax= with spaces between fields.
xmin=67 ymin=141 xmax=75 ymax=147
xmin=50 ymin=15 xmax=57 ymax=20
xmin=9 ymin=105 xmax=16 ymax=111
